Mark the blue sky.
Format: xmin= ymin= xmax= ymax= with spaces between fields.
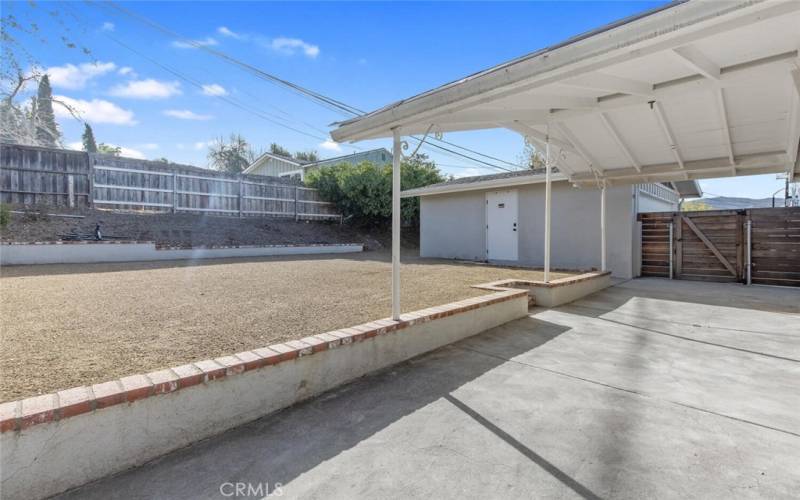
xmin=4 ymin=1 xmax=790 ymax=199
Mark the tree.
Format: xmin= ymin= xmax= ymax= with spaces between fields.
xmin=155 ymin=157 xmax=170 ymax=163
xmin=294 ymin=150 xmax=319 ymax=162
xmin=681 ymin=199 xmax=713 ymax=211
xmin=518 ymin=141 xmax=547 ymax=171
xmin=269 ymin=143 xmax=291 ymax=158
xmin=82 ymin=123 xmax=98 ymax=153
xmin=2 ymin=3 xmax=92 ymax=146
xmin=97 ymin=143 xmax=122 ymax=156
xmin=305 ymin=154 xmax=445 ymax=227
xmin=35 ymin=74 xmax=60 ymax=147
xmin=208 ymin=134 xmax=253 ymax=173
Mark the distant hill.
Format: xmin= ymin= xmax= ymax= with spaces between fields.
xmin=700 ymin=196 xmax=786 ymax=210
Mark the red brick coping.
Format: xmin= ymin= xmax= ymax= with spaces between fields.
xmin=0 ymin=289 xmax=526 ymax=433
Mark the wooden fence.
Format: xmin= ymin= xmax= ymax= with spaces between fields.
xmin=638 ymin=207 xmax=800 ymax=287
xmin=1 ymin=144 xmax=340 ymax=221
xmin=0 ymin=143 xmax=91 ymax=208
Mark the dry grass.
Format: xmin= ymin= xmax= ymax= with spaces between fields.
xmin=0 ymin=252 xmax=572 ymax=401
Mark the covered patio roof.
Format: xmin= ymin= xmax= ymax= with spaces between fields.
xmin=331 ymin=0 xmax=800 ymax=187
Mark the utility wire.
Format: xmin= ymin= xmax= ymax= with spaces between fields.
xmin=94 ymin=0 xmax=519 ymax=172
xmin=69 ymin=2 xmax=368 ymax=152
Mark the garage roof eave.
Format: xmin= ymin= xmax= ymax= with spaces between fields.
xmin=401 ymin=171 xmax=570 ymax=198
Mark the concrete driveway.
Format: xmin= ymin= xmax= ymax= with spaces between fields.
xmin=59 ymin=279 xmax=800 ymax=500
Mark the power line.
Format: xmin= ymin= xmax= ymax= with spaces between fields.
xmin=69 ymin=2 xmax=367 ymax=152
xmin=93 ymin=0 xmax=519 ymax=172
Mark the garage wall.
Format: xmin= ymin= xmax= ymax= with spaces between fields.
xmin=420 ymin=191 xmax=485 ymax=261
xmin=515 ymin=183 xmax=635 ymax=278
xmin=418 ymin=181 xmax=637 ymax=278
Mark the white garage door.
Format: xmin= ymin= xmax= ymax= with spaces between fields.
xmin=486 ymin=190 xmax=518 ymax=261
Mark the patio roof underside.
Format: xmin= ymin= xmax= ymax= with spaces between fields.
xmin=331 ymin=1 xmax=800 ymax=187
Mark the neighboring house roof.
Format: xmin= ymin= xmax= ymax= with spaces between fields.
xmin=243 ymin=151 xmax=305 ymax=174
xmin=243 ymin=147 xmax=392 ymax=175
xmin=309 ymin=148 xmax=393 ymax=167
xmin=401 ymin=169 xmax=701 ymax=199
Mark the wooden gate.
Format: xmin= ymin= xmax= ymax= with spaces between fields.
xmin=639 ymin=207 xmax=800 ymax=287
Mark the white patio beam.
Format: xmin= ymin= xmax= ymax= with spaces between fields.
xmin=554 ymin=122 xmax=604 ymax=174
xmin=597 ymin=112 xmax=641 ymax=172
xmin=516 ymin=133 xmax=575 ymax=176
xmin=391 ymin=128 xmax=401 ymax=321
xmin=671 ymin=46 xmax=721 ymax=81
xmin=569 ymin=150 xmax=789 ymax=183
xmin=502 ymin=121 xmax=577 ymax=155
xmin=560 ymin=72 xmax=654 ymax=98
xmin=652 ymin=101 xmax=686 ymax=176
xmin=716 ymin=88 xmax=737 ymax=172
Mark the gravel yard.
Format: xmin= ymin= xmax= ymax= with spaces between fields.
xmin=0 ymin=252 xmax=572 ymax=401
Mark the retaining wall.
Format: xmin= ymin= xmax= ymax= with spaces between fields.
xmin=0 ymin=241 xmax=363 ymax=266
xmin=0 ymin=290 xmax=528 ymax=500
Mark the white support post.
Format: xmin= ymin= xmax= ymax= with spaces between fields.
xmin=391 ymin=128 xmax=402 ymax=321
xmin=544 ymin=124 xmax=552 ymax=283
xmin=600 ymin=183 xmax=607 ymax=272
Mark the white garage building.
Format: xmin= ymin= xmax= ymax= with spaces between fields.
xmin=405 ymin=172 xmax=700 ymax=279
xmin=330 ymin=0 xmax=800 ymax=320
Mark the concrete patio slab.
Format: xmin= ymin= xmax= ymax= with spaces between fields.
xmin=58 ymin=278 xmax=800 ymax=500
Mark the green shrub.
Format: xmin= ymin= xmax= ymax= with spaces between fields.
xmin=0 ymin=203 xmax=10 ymax=227
xmin=306 ymin=155 xmax=445 ymax=227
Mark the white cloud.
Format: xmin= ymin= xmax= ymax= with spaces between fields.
xmin=140 ymin=143 xmax=159 ymax=150
xmin=172 ymin=37 xmax=218 ymax=49
xmin=319 ymin=140 xmax=342 ymax=152
xmin=47 ymin=61 xmax=116 ymax=90
xmin=201 ymin=83 xmax=227 ymax=96
xmin=67 ymin=139 xmax=144 ymax=158
xmin=101 ymin=22 xmax=115 ymax=32
xmin=117 ymin=146 xmax=146 ymax=159
xmin=117 ymin=66 xmax=136 ymax=77
xmin=217 ymin=26 xmax=243 ymax=39
xmin=54 ymin=95 xmax=137 ymax=125
xmin=270 ymin=37 xmax=320 ymax=58
xmin=109 ymin=79 xmax=181 ymax=99
xmin=163 ymin=109 xmax=213 ymax=121
xmin=194 ymin=141 xmax=211 ymax=150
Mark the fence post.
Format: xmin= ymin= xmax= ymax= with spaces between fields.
xmin=238 ymin=178 xmax=243 ymax=218
xmin=294 ymin=186 xmax=299 ymax=222
xmin=67 ymin=175 xmax=75 ymax=208
xmin=745 ymin=218 xmax=752 ymax=285
xmin=172 ymin=172 xmax=177 ymax=214
xmin=88 ymin=154 xmax=94 ymax=208
xmin=668 ymin=222 xmax=673 ymax=279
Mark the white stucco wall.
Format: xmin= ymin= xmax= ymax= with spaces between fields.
xmin=637 ymin=190 xmax=678 ymax=213
xmin=418 ymin=182 xmax=638 ymax=278
xmin=420 ymin=191 xmax=486 ymax=261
